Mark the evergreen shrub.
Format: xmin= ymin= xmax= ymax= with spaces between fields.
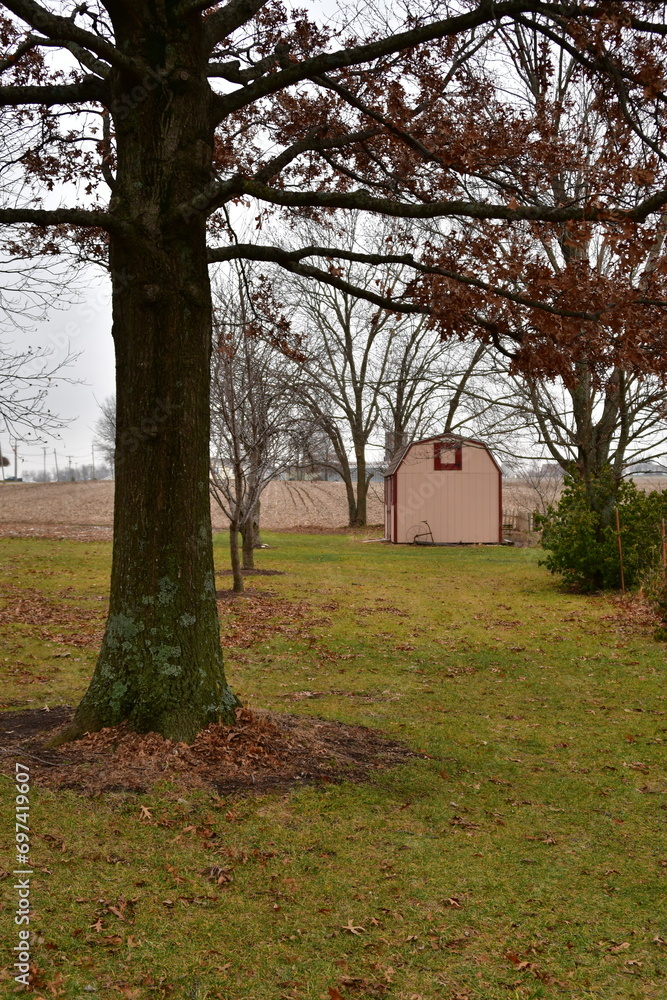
xmin=537 ymin=467 xmax=667 ymax=591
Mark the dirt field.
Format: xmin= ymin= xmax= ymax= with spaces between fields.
xmin=502 ymin=474 xmax=667 ymax=514
xmin=0 ymin=479 xmax=386 ymax=538
xmin=2 ymin=475 xmax=665 ymax=540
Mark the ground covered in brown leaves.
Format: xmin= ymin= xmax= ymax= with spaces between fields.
xmin=1 ymin=585 xmax=107 ymax=647
xmin=0 ymin=706 xmax=420 ymax=797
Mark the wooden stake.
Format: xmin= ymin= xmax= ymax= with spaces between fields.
xmin=615 ymin=506 xmax=625 ymax=595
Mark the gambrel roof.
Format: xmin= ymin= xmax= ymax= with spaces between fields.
xmin=383 ymin=433 xmax=495 ymax=477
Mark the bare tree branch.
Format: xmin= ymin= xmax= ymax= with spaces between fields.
xmin=0 ymin=206 xmax=119 ymax=232
xmin=0 ymin=77 xmax=106 ymax=106
xmin=210 ymin=1 xmax=605 ymax=118
xmin=203 ymin=0 xmax=270 ymax=52
xmin=2 ymin=0 xmax=142 ymax=74
xmin=253 ymin=128 xmax=378 ymax=184
xmin=235 ymin=177 xmax=667 ymax=224
xmin=207 ymin=241 xmax=627 ymax=321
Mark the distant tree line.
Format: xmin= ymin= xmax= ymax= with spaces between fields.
xmin=20 ymin=462 xmax=112 ymax=482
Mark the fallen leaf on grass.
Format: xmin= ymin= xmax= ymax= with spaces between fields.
xmin=138 ymin=806 xmax=152 ymax=821
xmin=609 ymin=942 xmax=630 ymax=953
xmin=200 ymin=865 xmax=233 ymax=885
xmin=441 ymin=937 xmax=469 ymax=949
xmin=341 ymin=920 xmax=365 ymax=935
xmin=165 ymin=864 xmax=186 ymax=884
xmin=449 ymin=816 xmax=481 ymax=830
xmin=328 ymin=989 xmax=344 ymax=1000
xmin=100 ymin=934 xmax=123 ymax=947
xmin=335 ymin=975 xmax=390 ymax=996
xmin=44 ymin=970 xmax=65 ymax=995
xmin=506 ymin=952 xmax=530 ymax=971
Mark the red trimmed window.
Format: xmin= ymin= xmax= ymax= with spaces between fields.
xmin=434 ymin=440 xmax=462 ymax=470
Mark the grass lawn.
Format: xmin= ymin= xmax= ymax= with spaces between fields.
xmin=1 ymin=531 xmax=666 ymax=1000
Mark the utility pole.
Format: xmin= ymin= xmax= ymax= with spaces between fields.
xmin=43 ymin=447 xmax=47 ymax=482
xmin=53 ymin=449 xmax=59 ymax=481
xmin=67 ymin=455 xmax=73 ymax=481
xmin=13 ymin=439 xmax=18 ymax=481
xmin=92 ymin=444 xmax=96 ymax=480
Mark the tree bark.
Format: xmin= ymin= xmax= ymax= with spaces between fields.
xmin=352 ymin=444 xmax=368 ymax=527
xmin=240 ymin=515 xmax=254 ymax=570
xmin=54 ymin=6 xmax=237 ymax=745
xmin=344 ymin=475 xmax=358 ymax=526
xmin=252 ymin=501 xmax=262 ymax=547
xmin=230 ymin=524 xmax=244 ymax=593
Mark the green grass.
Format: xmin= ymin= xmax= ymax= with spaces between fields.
xmin=1 ymin=532 xmax=667 ymax=1000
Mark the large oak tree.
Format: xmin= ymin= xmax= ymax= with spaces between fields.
xmin=1 ymin=0 xmax=666 ymax=742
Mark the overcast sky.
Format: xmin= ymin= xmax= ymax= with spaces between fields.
xmin=3 ymin=268 xmax=115 ymax=478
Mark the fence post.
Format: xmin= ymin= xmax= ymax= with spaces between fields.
xmin=662 ymin=518 xmax=666 ymax=572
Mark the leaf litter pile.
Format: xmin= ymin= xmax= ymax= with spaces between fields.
xmin=0 ymin=706 xmax=420 ymax=796
xmin=1 ymin=585 xmax=106 ymax=647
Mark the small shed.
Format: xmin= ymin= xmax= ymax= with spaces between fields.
xmin=384 ymin=434 xmax=502 ymax=544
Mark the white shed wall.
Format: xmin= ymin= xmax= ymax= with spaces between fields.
xmin=391 ymin=441 xmax=500 ymax=543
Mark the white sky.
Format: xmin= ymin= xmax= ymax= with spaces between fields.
xmin=2 ymin=269 xmax=115 ymax=477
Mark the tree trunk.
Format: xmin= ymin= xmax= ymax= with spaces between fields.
xmin=230 ymin=524 xmax=244 ymax=593
xmin=54 ymin=8 xmax=237 ymax=744
xmin=240 ymin=515 xmax=254 ymax=570
xmin=351 ymin=446 xmax=368 ymax=527
xmin=253 ymin=502 xmax=262 ymax=547
xmin=355 ymin=475 xmax=369 ymax=527
xmin=344 ymin=475 xmax=358 ymax=526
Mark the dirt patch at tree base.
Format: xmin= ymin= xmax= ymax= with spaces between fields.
xmin=0 ymin=706 xmax=422 ymax=796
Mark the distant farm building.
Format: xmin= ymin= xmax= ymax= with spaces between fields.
xmin=384 ymin=435 xmax=502 ymax=544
